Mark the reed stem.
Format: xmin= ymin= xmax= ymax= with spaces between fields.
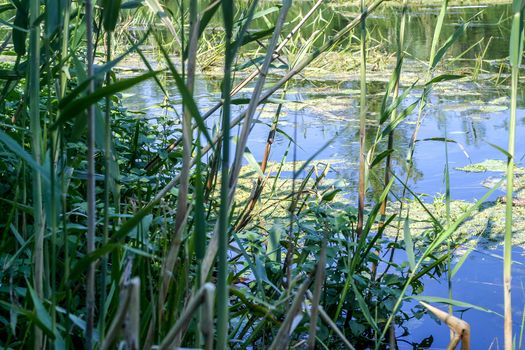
xmin=216 ymin=1 xmax=234 ymax=348
xmin=505 ymin=3 xmax=523 ymax=347
xmin=28 ymin=0 xmax=43 ymax=346
xmin=357 ymin=0 xmax=367 ymax=237
xmin=85 ymin=0 xmax=96 ymax=347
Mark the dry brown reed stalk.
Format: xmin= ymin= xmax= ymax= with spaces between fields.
xmin=228 ymin=1 xmax=291 ymax=207
xmin=100 ymin=277 xmax=141 ymax=350
xmin=158 ymin=283 xmax=216 ymax=350
xmin=420 ymin=301 xmax=470 ymax=350
xmin=269 ymin=276 xmax=313 ymax=350
xmin=306 ymin=291 xmax=356 ymax=350
xmin=356 ymin=0 xmax=368 ymax=237
xmin=233 ymin=95 xmax=286 ymax=232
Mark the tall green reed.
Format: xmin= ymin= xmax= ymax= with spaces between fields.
xmin=506 ymin=1 xmax=524 ymax=348
xmin=85 ymin=0 xmax=96 ymax=347
xmin=216 ymin=0 xmax=235 ymax=347
xmin=28 ymin=0 xmax=43 ymax=346
xmin=357 ymin=0 xmax=367 ymax=237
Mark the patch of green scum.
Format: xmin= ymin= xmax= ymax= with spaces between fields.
xmin=0 ymin=61 xmax=14 ymax=70
xmin=384 ymin=196 xmax=525 ymax=248
xmin=456 ymin=159 xmax=525 ymax=173
xmin=481 ymin=174 xmax=525 ymax=198
xmin=235 ymin=160 xmax=351 ymax=221
xmin=262 ymin=159 xmax=350 ymax=173
xmin=382 ymin=168 xmax=525 ymax=248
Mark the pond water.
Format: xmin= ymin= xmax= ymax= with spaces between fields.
xmin=123 ymin=2 xmax=525 ymax=349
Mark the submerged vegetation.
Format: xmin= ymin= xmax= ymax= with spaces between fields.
xmin=0 ymin=0 xmax=524 ymax=349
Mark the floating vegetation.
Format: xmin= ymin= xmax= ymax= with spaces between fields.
xmin=456 ymin=159 xmax=525 ymax=173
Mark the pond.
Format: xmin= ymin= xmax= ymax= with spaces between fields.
xmin=122 ymin=2 xmax=525 ymax=348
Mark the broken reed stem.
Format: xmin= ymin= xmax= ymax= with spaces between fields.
xmin=306 ymin=291 xmax=356 ymax=350
xmin=420 ymin=302 xmax=470 ymax=350
xmin=158 ymin=283 xmax=215 ymax=350
xmin=100 ymin=278 xmax=141 ymax=350
xmin=269 ymin=276 xmax=312 ymax=350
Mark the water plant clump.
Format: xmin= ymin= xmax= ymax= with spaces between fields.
xmin=0 ymin=0 xmax=524 ymax=349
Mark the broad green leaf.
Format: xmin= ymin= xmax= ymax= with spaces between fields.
xmin=403 ymin=215 xmax=415 ymax=271
xmin=103 ymin=0 xmax=122 ymax=31
xmin=183 ymin=0 xmax=221 ymax=60
xmin=431 ymin=22 xmax=469 ymax=69
xmin=352 ymin=280 xmax=379 ymax=333
xmin=487 ymin=142 xmax=512 ymax=159
xmin=321 ymin=188 xmax=341 ymax=202
xmin=425 ymin=74 xmax=464 ymax=85
xmin=370 ymin=149 xmax=393 ymax=168
xmin=380 ymin=55 xmax=404 ymax=119
xmin=451 ymin=243 xmax=477 ymax=278
xmin=27 ymin=284 xmax=54 ymax=337
xmin=380 ymin=100 xmax=419 ymax=140
xmin=0 ymin=69 xmax=24 ymax=80
xmin=243 ymin=146 xmax=264 ymax=177
xmin=13 ymin=0 xmax=28 ymax=56
xmin=70 ymin=243 xmax=121 ymax=278
xmin=233 ymin=27 xmax=275 ymax=47
xmin=60 ymin=33 xmax=150 ymax=108
xmin=0 ymin=129 xmax=49 ymax=183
